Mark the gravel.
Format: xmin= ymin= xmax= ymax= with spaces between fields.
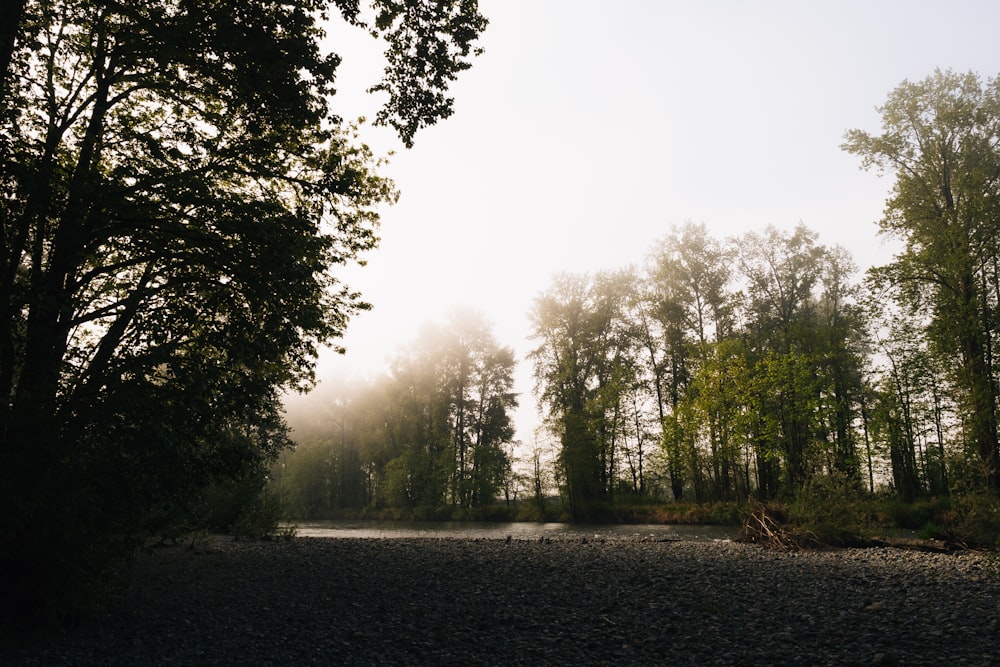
xmin=5 ymin=535 xmax=1000 ymax=666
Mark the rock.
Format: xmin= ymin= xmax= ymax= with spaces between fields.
xmin=6 ymin=536 xmax=998 ymax=666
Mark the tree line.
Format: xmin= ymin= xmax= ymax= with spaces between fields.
xmin=279 ymin=69 xmax=1000 ymax=523
xmin=528 ymin=69 xmax=1000 ymax=519
xmin=278 ymin=309 xmax=519 ymax=519
xmin=531 ymin=224 xmax=865 ymax=517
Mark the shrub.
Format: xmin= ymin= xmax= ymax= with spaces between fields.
xmin=788 ymin=472 xmax=873 ymax=546
xmin=230 ymin=489 xmax=292 ymax=540
xmin=927 ymin=494 xmax=1000 ymax=547
xmin=881 ymin=496 xmax=937 ymax=530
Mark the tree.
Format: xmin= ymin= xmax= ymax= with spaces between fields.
xmin=278 ymin=311 xmax=516 ymax=516
xmin=814 ymin=246 xmax=868 ymax=482
xmin=733 ymin=225 xmax=868 ymax=495
xmin=647 ymin=222 xmax=734 ymax=500
xmin=529 ymin=271 xmax=639 ymax=518
xmin=631 ymin=280 xmax=687 ymax=499
xmin=404 ymin=310 xmax=518 ymax=511
xmin=529 ymin=273 xmax=605 ymax=519
xmin=0 ymin=0 xmax=486 ymax=622
xmin=843 ymin=69 xmax=1000 ymax=494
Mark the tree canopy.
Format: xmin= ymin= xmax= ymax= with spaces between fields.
xmin=844 ymin=68 xmax=1000 ymax=494
xmin=0 ymin=0 xmax=485 ymax=623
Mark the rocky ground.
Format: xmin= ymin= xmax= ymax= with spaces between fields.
xmin=4 ymin=535 xmax=1000 ymax=666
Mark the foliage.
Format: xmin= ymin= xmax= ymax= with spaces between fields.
xmin=277 ymin=309 xmax=518 ymax=518
xmin=368 ymin=0 xmax=488 ymax=147
xmin=529 ymin=223 xmax=870 ymax=512
xmin=531 ymin=82 xmax=1000 ymax=508
xmin=600 ymin=500 xmax=743 ymax=526
xmin=230 ymin=490 xmax=294 ymax=541
xmin=0 ymin=0 xmax=485 ymax=626
xmin=787 ymin=472 xmax=873 ymax=546
xmin=533 ymin=71 xmax=1000 ymax=512
xmin=844 ymin=69 xmax=1000 ymax=494
xmin=922 ymin=494 xmax=1000 ymax=547
xmin=529 ymin=271 xmax=659 ymax=519
xmin=742 ymin=484 xmax=875 ymax=551
xmin=878 ymin=496 xmax=938 ymax=530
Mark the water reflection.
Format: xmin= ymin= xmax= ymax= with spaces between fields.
xmin=291 ymin=520 xmax=737 ymax=542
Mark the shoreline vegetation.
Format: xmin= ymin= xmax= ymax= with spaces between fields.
xmin=270 ymin=491 xmax=1000 ymax=553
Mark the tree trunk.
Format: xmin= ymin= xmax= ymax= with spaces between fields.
xmin=0 ymin=0 xmax=25 ymax=104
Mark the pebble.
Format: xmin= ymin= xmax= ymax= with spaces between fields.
xmin=5 ymin=535 xmax=1000 ymax=666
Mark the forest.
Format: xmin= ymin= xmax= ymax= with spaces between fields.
xmin=5 ymin=0 xmax=1000 ymax=634
xmin=277 ymin=70 xmax=1000 ymax=543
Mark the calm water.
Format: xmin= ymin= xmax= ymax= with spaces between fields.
xmin=290 ymin=520 xmax=737 ymax=542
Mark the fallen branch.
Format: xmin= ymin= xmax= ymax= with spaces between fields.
xmin=738 ymin=499 xmax=820 ymax=551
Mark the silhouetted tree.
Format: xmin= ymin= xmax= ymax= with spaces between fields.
xmin=0 ymin=0 xmax=485 ymax=623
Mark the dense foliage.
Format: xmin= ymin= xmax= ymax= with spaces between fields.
xmin=529 ymin=224 xmax=868 ymax=519
xmin=527 ymin=70 xmax=1000 ymax=521
xmin=0 ymin=0 xmax=485 ymax=623
xmin=278 ymin=310 xmax=518 ymax=519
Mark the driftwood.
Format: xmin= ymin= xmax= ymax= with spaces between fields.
xmin=866 ymin=536 xmax=975 ymax=553
xmin=739 ymin=498 xmax=980 ymax=552
xmin=738 ymin=499 xmax=818 ymax=551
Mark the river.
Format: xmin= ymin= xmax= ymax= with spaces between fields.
xmin=289 ymin=520 xmax=738 ymax=541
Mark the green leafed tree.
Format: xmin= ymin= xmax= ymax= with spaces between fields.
xmin=529 ymin=271 xmax=640 ymax=518
xmin=380 ymin=310 xmax=517 ymax=512
xmin=646 ymin=222 xmax=734 ymax=501
xmin=0 ymin=0 xmax=485 ymax=622
xmin=529 ymin=273 xmax=604 ymax=519
xmin=843 ymin=69 xmax=1000 ymax=494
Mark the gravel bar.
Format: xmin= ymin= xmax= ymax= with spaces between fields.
xmin=5 ymin=535 xmax=1000 ymax=666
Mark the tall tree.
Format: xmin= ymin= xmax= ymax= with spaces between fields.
xmin=843 ymin=69 xmax=1000 ymax=494
xmin=737 ymin=225 xmax=827 ymax=490
xmin=631 ymin=280 xmax=686 ymax=499
xmin=815 ymin=246 xmax=867 ymax=481
xmin=648 ymin=222 xmax=734 ymax=500
xmin=0 ymin=0 xmax=486 ymax=619
xmin=530 ymin=273 xmax=607 ymax=519
xmin=431 ymin=309 xmax=518 ymax=509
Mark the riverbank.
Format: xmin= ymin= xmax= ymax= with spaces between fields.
xmin=6 ymin=535 xmax=999 ymax=665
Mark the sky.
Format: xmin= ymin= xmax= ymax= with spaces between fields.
xmin=290 ymin=0 xmax=1000 ymax=444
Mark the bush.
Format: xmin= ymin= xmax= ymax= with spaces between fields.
xmin=926 ymin=494 xmax=1000 ymax=547
xmin=880 ymin=496 xmax=937 ymax=530
xmin=230 ymin=489 xmax=293 ymax=540
xmin=514 ymin=496 xmax=562 ymax=522
xmin=645 ymin=501 xmax=743 ymax=525
xmin=788 ymin=473 xmax=873 ymax=546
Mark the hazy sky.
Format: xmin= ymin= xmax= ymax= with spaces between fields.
xmin=299 ymin=1 xmax=1000 ymax=442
